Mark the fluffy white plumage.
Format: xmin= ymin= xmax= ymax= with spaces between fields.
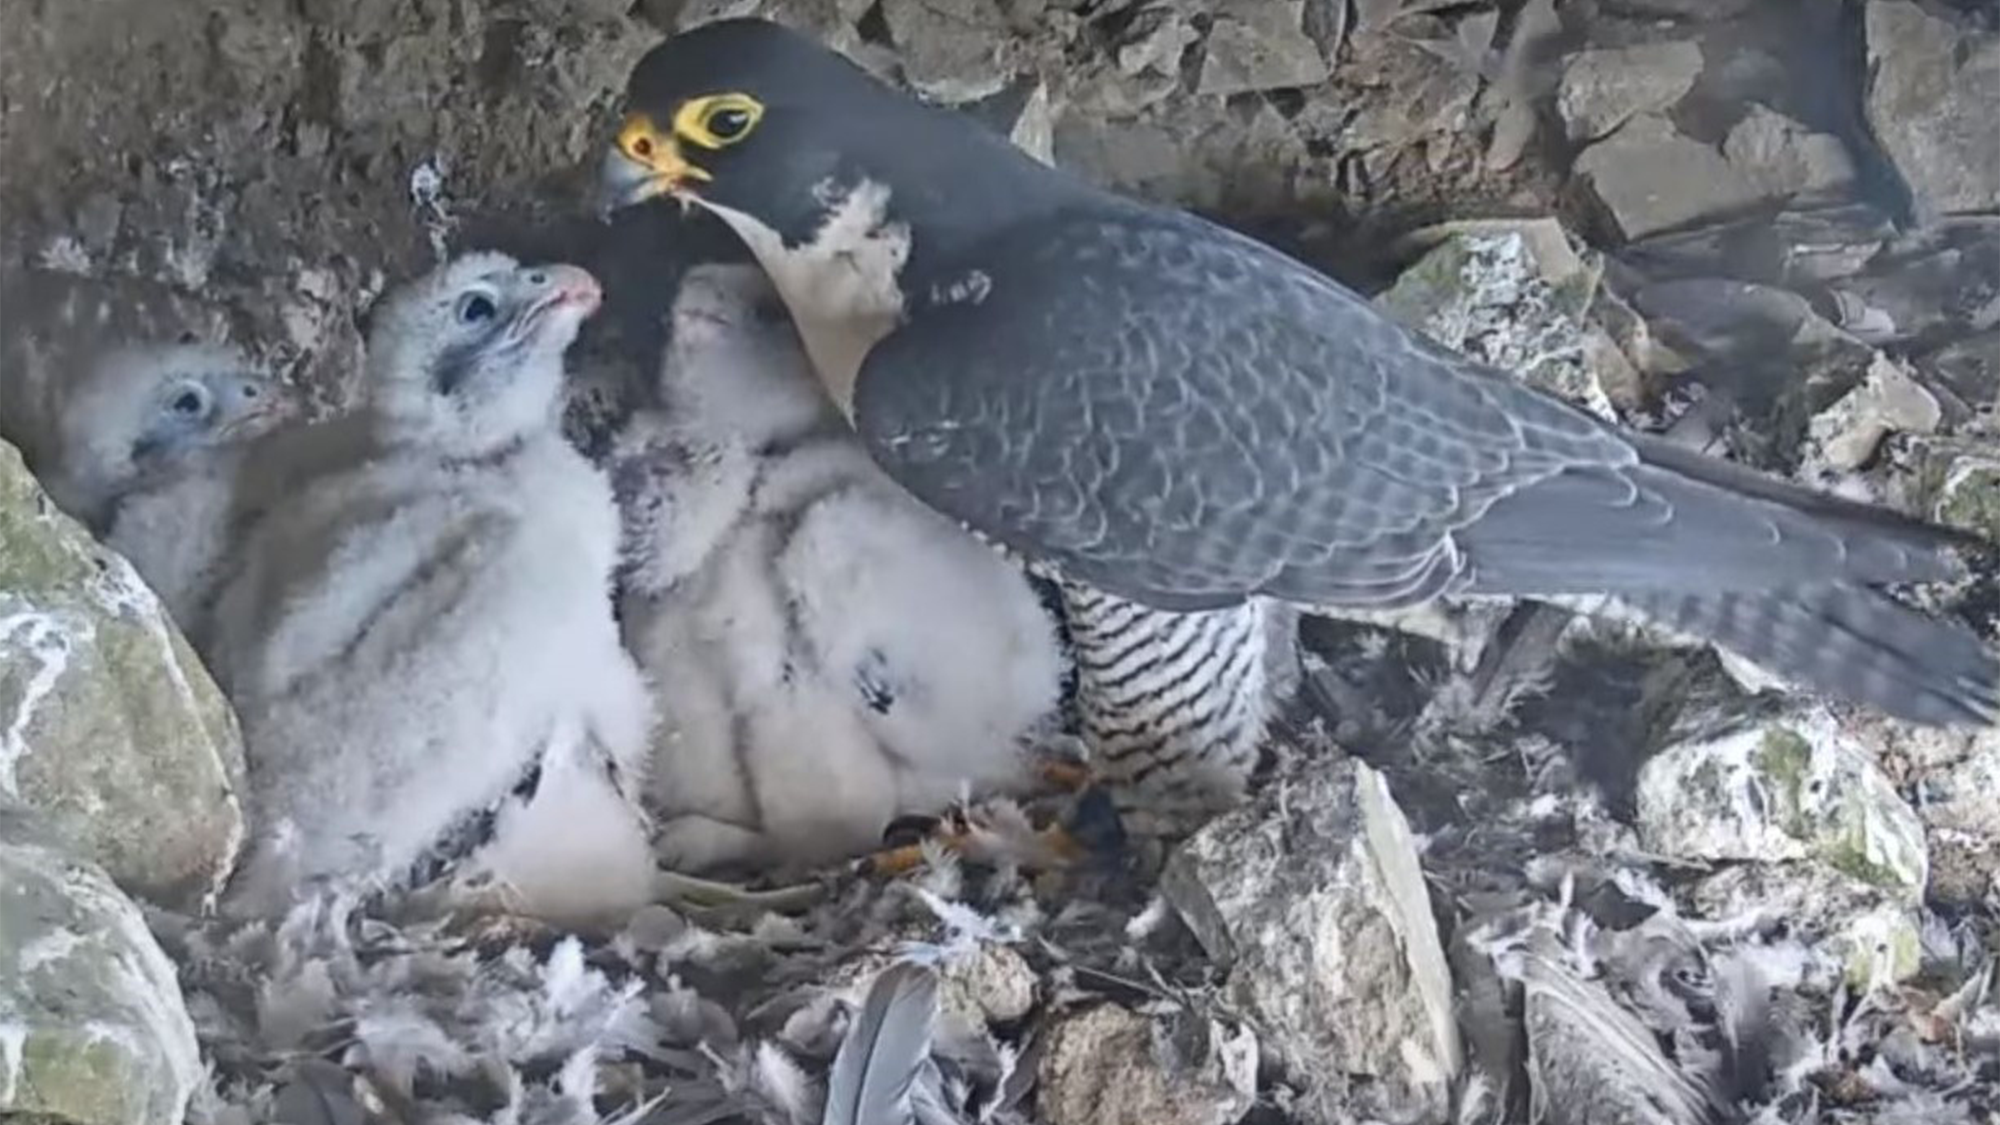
xmin=611 ymin=263 xmax=1067 ymax=876
xmin=43 ymin=342 xmax=298 ymax=627
xmin=204 ymin=251 xmax=656 ymax=926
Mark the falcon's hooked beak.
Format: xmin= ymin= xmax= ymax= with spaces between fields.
xmin=597 ymin=112 xmax=710 ymax=217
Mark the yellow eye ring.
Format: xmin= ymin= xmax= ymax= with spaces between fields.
xmin=674 ymin=93 xmax=765 ymax=151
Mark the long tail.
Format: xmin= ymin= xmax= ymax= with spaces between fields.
xmin=1622 ymin=584 xmax=1999 ymax=726
xmin=1461 ymin=424 xmax=1997 ymax=725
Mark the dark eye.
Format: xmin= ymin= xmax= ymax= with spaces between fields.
xmin=458 ymin=293 xmax=498 ymax=324
xmin=707 ymin=107 xmax=752 ymax=141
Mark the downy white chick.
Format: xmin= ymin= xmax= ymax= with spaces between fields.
xmin=611 ymin=263 xmax=1068 ymax=876
xmin=43 ymin=343 xmax=298 ymax=627
xmin=206 ymin=252 xmax=656 ymax=926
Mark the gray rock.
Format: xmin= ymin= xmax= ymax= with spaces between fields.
xmin=1161 ymin=759 xmax=1460 ymax=1124
xmin=1920 ymin=328 xmax=2000 ymax=409
xmin=503 ymin=0 xmax=636 ymax=20
xmin=1685 ymin=862 xmax=1923 ymax=988
xmin=1555 ymin=42 xmax=1703 ymax=143
xmin=880 ymin=0 xmax=1015 ymax=104
xmin=961 ymin=78 xmax=1056 ymax=165
xmin=1866 ymin=0 xmax=2000 ymax=215
xmin=1632 ymin=278 xmax=1823 ymax=362
xmin=1602 ymin=0 xmax=1752 ymax=16
xmin=1618 ymin=204 xmax=1894 ymax=290
xmin=1823 ymin=227 xmax=2000 ymax=346
xmin=1066 ymin=7 xmax=1195 ymax=118
xmin=1379 ymin=219 xmax=1624 ymax=419
xmin=1914 ymin=731 xmax=2000 ymax=841
xmin=1630 ymin=275 xmax=1886 ymax=438
xmin=1636 ymin=706 xmax=1929 ymax=900
xmin=1036 ymin=1004 xmax=1257 ymax=1125
xmin=1800 ymin=352 xmax=1941 ymax=477
xmin=1929 ymin=836 xmax=2000 ymax=911
xmin=1197 ymin=0 xmax=1332 ymax=98
xmin=0 ymin=804 xmax=204 ymax=1125
xmin=0 ymin=438 xmax=246 ymax=908
xmin=1905 ymin=435 xmax=2000 ymax=543
xmin=1722 ymin=103 xmax=1857 ymax=200
xmin=940 ymin=943 xmax=1037 ymax=1025
xmin=1572 ymin=114 xmax=1768 ymax=242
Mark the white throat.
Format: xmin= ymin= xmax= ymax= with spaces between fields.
xmin=693 ymin=179 xmax=910 ymax=416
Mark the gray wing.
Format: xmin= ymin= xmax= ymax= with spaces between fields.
xmin=854 ymin=206 xmax=1971 ymax=612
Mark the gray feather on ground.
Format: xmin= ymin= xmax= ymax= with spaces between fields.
xmin=821 ymin=963 xmax=941 ymax=1125
xmin=1523 ymin=950 xmax=1713 ymax=1125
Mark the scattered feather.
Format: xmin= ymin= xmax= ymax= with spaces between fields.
xmin=822 ymin=963 xmax=940 ymax=1125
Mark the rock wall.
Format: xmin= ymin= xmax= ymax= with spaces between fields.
xmin=0 ymin=0 xmax=654 ymax=460
xmin=0 ymin=0 xmax=1577 ymax=468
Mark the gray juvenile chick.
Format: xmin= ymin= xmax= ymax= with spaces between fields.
xmin=610 ymin=263 xmax=1068 ymax=875
xmin=206 ymin=252 xmax=656 ymax=925
xmin=43 ymin=343 xmax=297 ymax=625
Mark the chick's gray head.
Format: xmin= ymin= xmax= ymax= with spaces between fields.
xmin=364 ymin=251 xmax=603 ymax=455
xmin=52 ymin=342 xmax=292 ymax=522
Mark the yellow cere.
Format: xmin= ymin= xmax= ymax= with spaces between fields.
xmin=616 ymin=110 xmax=711 ymax=186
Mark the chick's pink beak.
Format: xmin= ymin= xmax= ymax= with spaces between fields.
xmin=544 ymin=264 xmax=603 ymax=316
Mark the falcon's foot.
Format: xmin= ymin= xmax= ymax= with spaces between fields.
xmin=857 ymin=784 xmax=1126 ymax=877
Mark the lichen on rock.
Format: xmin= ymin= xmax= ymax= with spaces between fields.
xmin=0 ymin=438 xmax=245 ymax=909
xmin=0 ymin=805 xmax=204 ymax=1125
xmin=1636 ymin=706 xmax=1930 ymax=899
xmin=1377 ymin=219 xmax=1624 ymax=420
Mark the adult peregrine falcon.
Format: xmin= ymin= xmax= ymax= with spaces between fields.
xmin=598 ymin=18 xmax=1997 ymax=764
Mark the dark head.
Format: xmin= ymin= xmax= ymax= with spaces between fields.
xmin=364 ymin=251 xmax=602 ymax=456
xmin=598 ymin=18 xmax=1073 ymax=272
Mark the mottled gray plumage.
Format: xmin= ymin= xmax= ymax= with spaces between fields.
xmin=604 ymin=18 xmax=1996 ymax=732
xmin=821 ymin=963 xmax=939 ymax=1125
xmin=856 ymin=209 xmax=1991 ymax=727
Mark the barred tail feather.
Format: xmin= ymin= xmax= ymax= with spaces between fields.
xmin=1624 ymin=585 xmax=1999 ymax=727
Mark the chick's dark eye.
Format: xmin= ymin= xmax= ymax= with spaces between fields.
xmin=707 ymin=107 xmax=752 ymax=140
xmin=459 ymin=293 xmax=497 ymax=324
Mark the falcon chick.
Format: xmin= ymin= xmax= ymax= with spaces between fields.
xmin=43 ymin=342 xmax=297 ymax=626
xmin=610 ymin=262 xmax=1067 ymax=875
xmin=206 ymin=252 xmax=656 ymax=925
xmin=598 ymin=20 xmax=1997 ymax=797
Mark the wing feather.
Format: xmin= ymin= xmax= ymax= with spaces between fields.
xmin=854 ymin=205 xmax=1971 ymax=613
xmin=855 ymin=204 xmax=1624 ymax=609
xmin=820 ymin=962 xmax=939 ymax=1125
